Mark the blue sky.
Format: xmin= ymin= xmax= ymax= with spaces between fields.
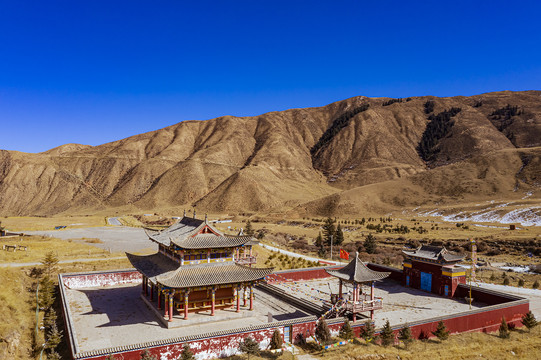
xmin=1 ymin=1 xmax=540 ymax=153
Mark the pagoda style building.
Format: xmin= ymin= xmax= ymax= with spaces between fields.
xmin=325 ymin=253 xmax=390 ymax=321
xmin=126 ymin=214 xmax=273 ymax=323
xmin=402 ymin=245 xmax=465 ymax=298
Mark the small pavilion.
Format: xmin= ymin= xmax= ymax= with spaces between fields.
xmin=325 ymin=253 xmax=390 ymax=321
xmin=402 ymin=245 xmax=465 ymax=297
xmin=127 ymin=214 xmax=273 ymax=323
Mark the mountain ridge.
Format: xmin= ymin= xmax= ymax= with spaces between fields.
xmin=1 ymin=90 xmax=540 ymax=216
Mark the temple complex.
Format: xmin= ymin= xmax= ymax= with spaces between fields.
xmin=126 ymin=214 xmax=273 ymax=322
xmin=325 ymin=253 xmax=390 ymax=321
xmin=402 ymin=245 xmax=465 ymax=297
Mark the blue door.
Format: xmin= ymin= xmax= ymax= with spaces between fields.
xmin=420 ymin=272 xmax=432 ymax=292
xmin=406 ymin=275 xmax=410 ymax=286
xmin=444 ymin=285 xmax=449 ymax=297
xmin=284 ymin=326 xmax=291 ymax=343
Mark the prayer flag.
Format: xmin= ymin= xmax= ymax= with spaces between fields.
xmin=339 ymin=249 xmax=349 ymax=260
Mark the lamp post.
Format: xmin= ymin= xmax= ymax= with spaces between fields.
xmin=330 ymin=235 xmax=333 ymax=261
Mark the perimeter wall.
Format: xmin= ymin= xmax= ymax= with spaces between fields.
xmin=59 ymin=265 xmax=529 ymax=360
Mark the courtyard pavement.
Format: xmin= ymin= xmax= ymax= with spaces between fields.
xmin=65 ymin=283 xmax=312 ymax=353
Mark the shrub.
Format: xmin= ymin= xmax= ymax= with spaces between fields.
xmin=432 ymin=320 xmax=449 ymax=341
xmin=397 ymin=324 xmax=413 ymax=349
xmin=379 ymin=320 xmax=394 ymax=346
xmin=339 ymin=320 xmax=354 ymax=340
xmin=361 ymin=320 xmax=375 ymax=342
xmin=521 ymin=311 xmax=538 ymax=332
xmin=518 ymin=279 xmax=525 ymax=287
xmin=269 ymin=329 xmax=283 ymax=350
xmin=140 ymin=350 xmax=157 ymax=360
xmin=315 ymin=319 xmax=331 ymax=345
xmin=179 ymin=344 xmax=195 ymax=360
xmin=499 ymin=316 xmax=510 ymax=339
xmin=503 ymin=277 xmax=510 ymax=285
xmin=238 ymin=337 xmax=260 ymax=359
xmin=533 ymin=280 xmax=540 ymax=289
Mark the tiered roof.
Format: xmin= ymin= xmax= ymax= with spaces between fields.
xmin=144 ymin=216 xmax=252 ymax=249
xmin=126 ymin=252 xmax=273 ymax=288
xmin=402 ymin=245 xmax=464 ymax=263
xmin=325 ymin=253 xmax=390 ymax=283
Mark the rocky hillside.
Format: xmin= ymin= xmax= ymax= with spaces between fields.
xmin=0 ymin=91 xmax=540 ymax=216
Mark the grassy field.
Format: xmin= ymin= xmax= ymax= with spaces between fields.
xmin=0 ymin=235 xmax=121 ymax=263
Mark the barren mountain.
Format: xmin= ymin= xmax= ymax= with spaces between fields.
xmin=1 ymin=91 xmax=540 ymax=216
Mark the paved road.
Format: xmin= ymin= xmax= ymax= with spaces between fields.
xmin=0 ymin=256 xmax=127 ymax=268
xmin=26 ymin=226 xmax=156 ymax=253
xmin=107 ymin=217 xmax=122 ymax=226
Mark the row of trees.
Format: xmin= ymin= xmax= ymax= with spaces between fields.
xmin=418 ymin=107 xmax=462 ymax=161
xmin=310 ymin=104 xmax=370 ymax=156
xmin=314 ymin=217 xmax=345 ymax=257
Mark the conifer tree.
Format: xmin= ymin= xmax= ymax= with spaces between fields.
xmin=270 ymin=329 xmax=283 ymax=350
xmin=315 ymin=319 xmax=331 ymax=345
xmin=532 ymin=280 xmax=539 ymax=289
xmin=41 ymin=251 xmax=59 ymax=278
xmin=432 ymin=320 xmax=449 ymax=341
xmin=315 ymin=232 xmax=323 ymax=248
xmin=364 ymin=233 xmax=377 ymax=254
xmin=398 ymin=324 xmax=413 ymax=349
xmin=339 ymin=320 xmax=354 ymax=340
xmin=361 ymin=320 xmax=375 ymax=342
xmin=43 ymin=308 xmax=57 ymax=331
xmin=45 ymin=323 xmax=62 ymax=350
xmin=47 ymin=350 xmax=61 ymax=360
xmin=379 ymin=320 xmax=394 ymax=346
xmin=335 ymin=224 xmax=344 ymax=246
xmin=521 ymin=311 xmax=538 ymax=332
xmin=238 ymin=337 xmax=259 ymax=359
xmin=180 ymin=344 xmax=195 ymax=360
xmin=323 ymin=217 xmax=335 ymax=246
xmin=518 ymin=279 xmax=525 ymax=287
xmin=499 ymin=316 xmax=510 ymax=339
xmin=39 ymin=276 xmax=55 ymax=310
xmin=503 ymin=277 xmax=510 ymax=285
xmin=245 ymin=220 xmax=254 ymax=236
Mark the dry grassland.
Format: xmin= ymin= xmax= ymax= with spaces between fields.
xmin=2 ymin=215 xmax=107 ymax=231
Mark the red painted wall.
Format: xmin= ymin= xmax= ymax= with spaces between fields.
xmin=270 ymin=267 xmax=341 ymax=283
xmin=62 ymin=270 xmax=141 ymax=289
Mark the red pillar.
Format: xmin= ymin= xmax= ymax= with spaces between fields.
xmin=243 ymin=286 xmax=247 ymax=307
xmin=157 ymin=290 xmax=162 ymax=310
xmin=164 ymin=294 xmax=169 ymax=318
xmin=144 ymin=278 xmax=148 ymax=296
xmin=211 ymin=288 xmax=216 ymax=316
xmin=142 ymin=276 xmax=146 ymax=293
xmin=150 ymin=284 xmax=154 ymax=301
xmin=168 ymin=293 xmax=173 ymax=322
xmin=249 ymin=285 xmax=254 ymax=311
xmin=236 ymin=287 xmax=240 ymax=312
xmin=184 ymin=291 xmax=189 ymax=320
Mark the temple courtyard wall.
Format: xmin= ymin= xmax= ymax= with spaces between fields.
xmin=60 ymin=266 xmax=530 ymax=360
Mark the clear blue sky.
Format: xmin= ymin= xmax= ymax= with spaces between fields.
xmin=1 ymin=1 xmax=540 ymax=153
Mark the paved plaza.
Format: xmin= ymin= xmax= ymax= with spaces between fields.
xmin=273 ymin=278 xmax=485 ymax=328
xmin=65 ymin=283 xmax=312 ymax=353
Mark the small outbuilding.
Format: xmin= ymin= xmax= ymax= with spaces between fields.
xmin=402 ymin=245 xmax=465 ymax=298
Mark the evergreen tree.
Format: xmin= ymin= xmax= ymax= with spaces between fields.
xmin=339 ymin=320 xmax=354 ymax=340
xmin=43 ymin=308 xmax=57 ymax=331
xmin=379 ymin=320 xmax=394 ymax=346
xmin=489 ymin=272 xmax=496 ymax=282
xmin=180 ymin=344 xmax=195 ymax=360
xmin=361 ymin=320 xmax=375 ymax=342
xmin=245 ymin=220 xmax=254 ymax=236
xmin=334 ymin=224 xmax=344 ymax=246
xmin=238 ymin=337 xmax=260 ymax=359
xmin=41 ymin=251 xmax=59 ymax=278
xmin=140 ymin=350 xmax=157 ymax=360
xmin=39 ymin=276 xmax=55 ymax=310
xmin=521 ymin=311 xmax=538 ymax=332
xmin=315 ymin=319 xmax=331 ymax=345
xmin=364 ymin=233 xmax=377 ymax=254
xmin=518 ymin=279 xmax=525 ymax=287
xmin=432 ymin=320 xmax=449 ymax=341
xmin=45 ymin=323 xmax=62 ymax=350
xmin=47 ymin=350 xmax=61 ymax=360
xmin=499 ymin=316 xmax=510 ymax=339
xmin=269 ymin=329 xmax=283 ymax=350
xmin=533 ymin=280 xmax=539 ymax=289
xmin=322 ymin=217 xmax=335 ymax=246
xmin=315 ymin=232 xmax=323 ymax=248
xmin=397 ymin=324 xmax=413 ymax=349
xmin=503 ymin=277 xmax=510 ymax=285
